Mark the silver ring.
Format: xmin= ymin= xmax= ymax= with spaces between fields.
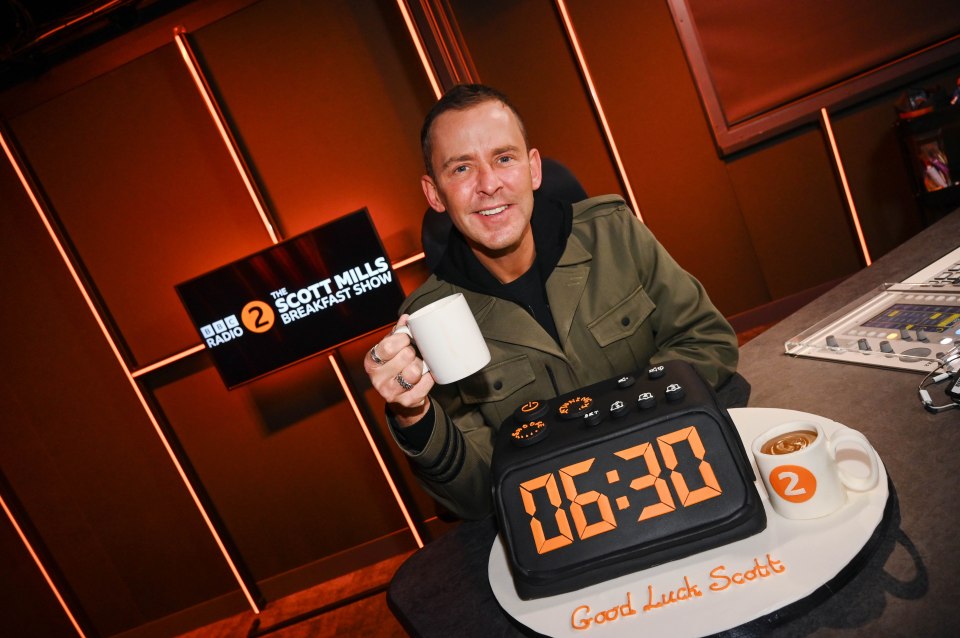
xmin=370 ymin=344 xmax=384 ymax=365
xmin=395 ymin=373 xmax=414 ymax=391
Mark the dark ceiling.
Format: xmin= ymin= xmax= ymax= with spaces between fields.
xmin=0 ymin=0 xmax=192 ymax=91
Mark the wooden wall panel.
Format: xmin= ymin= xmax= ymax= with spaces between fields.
xmin=447 ymin=0 xmax=623 ymax=199
xmin=563 ymin=0 xmax=770 ymax=316
xmin=190 ymin=0 xmax=437 ymax=260
xmin=725 ymin=125 xmax=863 ymax=298
xmin=8 ymin=45 xmax=273 ymax=369
xmin=337 ymin=331 xmax=450 ymax=523
xmin=145 ymin=354 xmax=411 ymax=583
xmin=0 ymin=152 xmax=239 ymax=636
xmin=0 ymin=481 xmax=78 ymax=638
xmin=1 ymin=0 xmax=437 ymax=632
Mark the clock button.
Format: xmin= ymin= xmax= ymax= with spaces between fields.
xmin=609 ymin=399 xmax=629 ymax=418
xmin=514 ymin=400 xmax=549 ymax=423
xmin=583 ymin=409 xmax=604 ymax=427
xmin=616 ymin=375 xmax=635 ymax=388
xmin=637 ymin=391 xmax=656 ymax=410
xmin=665 ymin=383 xmax=685 ymax=402
xmin=510 ymin=420 xmax=548 ymax=447
xmin=558 ymin=395 xmax=594 ymax=420
xmin=648 ymin=364 xmax=666 ymax=379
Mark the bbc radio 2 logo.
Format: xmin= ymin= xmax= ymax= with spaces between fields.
xmin=198 ymin=258 xmax=391 ymax=348
xmin=200 ymin=301 xmax=275 ymax=348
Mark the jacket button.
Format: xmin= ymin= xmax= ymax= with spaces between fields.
xmin=621 ymin=316 xmax=630 ymax=326
xmin=494 ymin=380 xmax=503 ymax=390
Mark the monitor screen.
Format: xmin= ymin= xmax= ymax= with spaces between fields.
xmin=176 ymin=209 xmax=406 ymax=388
xmin=861 ymin=303 xmax=960 ymax=334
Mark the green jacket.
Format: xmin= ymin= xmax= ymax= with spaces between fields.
xmin=394 ymin=195 xmax=738 ymax=519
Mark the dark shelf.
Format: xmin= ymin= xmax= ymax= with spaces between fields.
xmin=896 ymin=105 xmax=960 ymax=224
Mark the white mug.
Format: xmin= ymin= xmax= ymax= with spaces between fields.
xmin=751 ymin=420 xmax=879 ymax=520
xmin=393 ymin=293 xmax=491 ymax=385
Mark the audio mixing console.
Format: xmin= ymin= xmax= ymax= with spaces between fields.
xmin=785 ymin=246 xmax=960 ymax=373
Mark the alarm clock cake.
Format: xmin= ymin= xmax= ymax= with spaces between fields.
xmin=490 ymin=359 xmax=766 ymax=600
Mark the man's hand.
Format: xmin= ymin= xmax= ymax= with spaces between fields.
xmin=364 ymin=315 xmax=435 ymax=426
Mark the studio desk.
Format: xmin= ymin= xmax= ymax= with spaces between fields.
xmin=387 ymin=209 xmax=960 ymax=638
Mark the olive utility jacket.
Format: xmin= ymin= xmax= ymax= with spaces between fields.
xmin=393 ymin=195 xmax=739 ymax=519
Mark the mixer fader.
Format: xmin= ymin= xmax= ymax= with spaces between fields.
xmin=786 ymin=246 xmax=960 ymax=373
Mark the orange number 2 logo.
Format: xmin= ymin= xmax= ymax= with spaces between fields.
xmin=769 ymin=465 xmax=817 ymax=503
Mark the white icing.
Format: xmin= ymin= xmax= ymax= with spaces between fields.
xmin=488 ymin=408 xmax=889 ymax=637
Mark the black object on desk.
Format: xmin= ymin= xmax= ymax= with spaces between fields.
xmin=490 ymin=361 xmax=765 ymax=600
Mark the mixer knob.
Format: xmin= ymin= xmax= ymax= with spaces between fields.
xmin=665 ymin=383 xmax=686 ymax=402
xmin=880 ymin=341 xmax=894 ymax=353
xmin=637 ymin=392 xmax=656 ymax=410
xmin=857 ymin=338 xmax=872 ymax=351
xmin=515 ymin=400 xmax=549 ymax=423
xmin=825 ymin=335 xmax=839 ymax=348
xmin=510 ymin=420 xmax=548 ymax=447
xmin=916 ymin=330 xmax=930 ymax=343
xmin=583 ymin=409 xmax=604 ymax=428
xmin=609 ymin=400 xmax=629 ymax=419
xmin=899 ymin=329 xmax=912 ymax=341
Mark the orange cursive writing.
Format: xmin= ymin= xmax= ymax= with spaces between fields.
xmin=642 ymin=575 xmax=703 ymax=612
xmin=709 ymin=554 xmax=786 ymax=591
xmin=571 ymin=592 xmax=637 ymax=630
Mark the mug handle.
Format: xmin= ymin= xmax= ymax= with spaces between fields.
xmin=827 ymin=430 xmax=879 ymax=492
xmin=392 ymin=325 xmax=430 ymax=374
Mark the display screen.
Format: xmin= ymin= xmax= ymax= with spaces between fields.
xmin=176 ymin=209 xmax=405 ymax=388
xmin=499 ymin=412 xmax=749 ymax=576
xmin=861 ymin=303 xmax=960 ymax=333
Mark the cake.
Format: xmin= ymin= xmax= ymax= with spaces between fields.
xmin=490 ymin=360 xmax=766 ymax=600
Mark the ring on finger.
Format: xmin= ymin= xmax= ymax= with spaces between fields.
xmin=369 ymin=344 xmax=384 ymax=365
xmin=395 ymin=373 xmax=414 ymax=391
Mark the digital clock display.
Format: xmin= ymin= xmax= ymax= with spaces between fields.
xmin=501 ymin=412 xmax=748 ymax=574
xmin=491 ymin=361 xmax=765 ymax=599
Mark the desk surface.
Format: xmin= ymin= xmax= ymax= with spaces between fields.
xmin=388 ymin=210 xmax=960 ymax=637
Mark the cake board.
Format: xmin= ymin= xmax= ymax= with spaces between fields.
xmin=488 ymin=407 xmax=893 ymax=637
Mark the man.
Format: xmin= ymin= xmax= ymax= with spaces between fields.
xmin=364 ymin=84 xmax=741 ymax=519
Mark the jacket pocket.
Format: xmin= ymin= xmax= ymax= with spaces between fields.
xmin=458 ymin=354 xmax=537 ymax=405
xmin=588 ymin=285 xmax=656 ymax=346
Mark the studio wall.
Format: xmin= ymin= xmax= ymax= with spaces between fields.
xmin=0 ymin=1 xmax=956 ymax=636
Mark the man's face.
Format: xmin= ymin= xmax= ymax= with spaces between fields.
xmin=421 ymin=100 xmax=542 ymax=258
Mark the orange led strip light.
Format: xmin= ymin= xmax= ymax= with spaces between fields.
xmin=0 ymin=491 xmax=87 ymax=637
xmin=820 ymin=107 xmax=872 ymax=266
xmin=328 ymin=355 xmax=424 ymax=548
xmin=173 ymin=27 xmax=279 ymax=245
xmin=554 ymin=0 xmax=643 ymax=222
xmin=130 ymin=343 xmax=206 ymax=378
xmin=395 ymin=0 xmax=443 ymax=100
xmin=0 ymin=128 xmax=263 ymax=615
xmin=31 ymin=0 xmax=123 ymax=45
xmin=392 ymin=251 xmax=426 ymax=270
